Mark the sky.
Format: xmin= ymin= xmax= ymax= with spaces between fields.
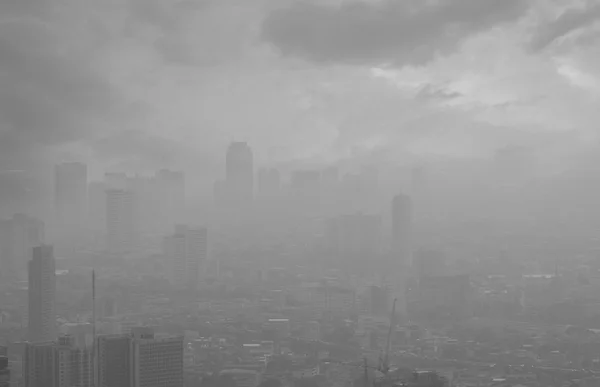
xmin=1 ymin=0 xmax=600 ymax=185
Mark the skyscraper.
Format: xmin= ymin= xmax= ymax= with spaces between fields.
xmin=24 ymin=341 xmax=56 ymax=387
xmin=391 ymin=194 xmax=412 ymax=265
xmin=97 ymin=334 xmax=132 ymax=387
xmin=164 ymin=225 xmax=208 ymax=290
xmin=106 ymin=189 xmax=136 ymax=255
xmin=28 ymin=245 xmax=56 ymax=343
xmin=0 ymin=352 xmax=8 ymax=387
xmin=225 ymin=142 xmax=254 ymax=205
xmin=56 ymin=335 xmax=93 ymax=387
xmin=55 ymin=162 xmax=88 ymax=238
xmin=131 ymin=327 xmax=184 ymax=387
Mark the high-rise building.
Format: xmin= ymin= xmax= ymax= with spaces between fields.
xmin=0 ymin=352 xmax=8 ymax=387
xmin=106 ymin=189 xmax=136 ymax=255
xmin=28 ymin=245 xmax=56 ymax=343
xmin=56 ymin=335 xmax=93 ymax=387
xmin=54 ymin=162 xmax=88 ymax=239
xmin=391 ymin=194 xmax=412 ymax=265
xmin=164 ymin=225 xmax=208 ymax=290
xmin=0 ymin=214 xmax=45 ymax=279
xmin=97 ymin=334 xmax=132 ymax=387
xmin=225 ymin=142 xmax=254 ymax=205
xmin=131 ymin=327 xmax=184 ymax=387
xmin=23 ymin=341 xmax=56 ymax=387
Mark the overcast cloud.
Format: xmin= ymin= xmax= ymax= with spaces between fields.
xmin=1 ymin=0 xmax=600 ymax=184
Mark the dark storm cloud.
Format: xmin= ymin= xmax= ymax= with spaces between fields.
xmin=261 ymin=0 xmax=529 ymax=66
xmin=530 ymin=3 xmax=600 ymax=52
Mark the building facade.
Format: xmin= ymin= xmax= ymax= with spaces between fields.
xmin=131 ymin=327 xmax=184 ymax=387
xmin=28 ymin=245 xmax=56 ymax=343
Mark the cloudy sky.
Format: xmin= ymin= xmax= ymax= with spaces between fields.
xmin=1 ymin=0 xmax=600 ymax=180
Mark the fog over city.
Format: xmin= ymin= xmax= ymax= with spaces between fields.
xmin=3 ymin=1 xmax=600 ymax=387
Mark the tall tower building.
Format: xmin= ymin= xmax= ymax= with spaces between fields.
xmin=391 ymin=194 xmax=412 ymax=265
xmin=28 ymin=245 xmax=56 ymax=343
xmin=106 ymin=189 xmax=136 ymax=255
xmin=56 ymin=335 xmax=93 ymax=387
xmin=164 ymin=225 xmax=208 ymax=290
xmin=97 ymin=334 xmax=132 ymax=387
xmin=55 ymin=162 xmax=88 ymax=238
xmin=0 ymin=352 xmax=8 ymax=387
xmin=0 ymin=214 xmax=45 ymax=279
xmin=24 ymin=341 xmax=56 ymax=387
xmin=131 ymin=327 xmax=184 ymax=387
xmin=225 ymin=142 xmax=254 ymax=205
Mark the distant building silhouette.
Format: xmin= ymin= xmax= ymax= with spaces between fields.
xmin=163 ymin=225 xmax=208 ymax=291
xmin=391 ymin=194 xmax=412 ymax=265
xmin=28 ymin=245 xmax=56 ymax=343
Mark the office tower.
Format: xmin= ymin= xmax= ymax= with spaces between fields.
xmin=391 ymin=194 xmax=412 ymax=265
xmin=131 ymin=327 xmax=184 ymax=387
xmin=24 ymin=342 xmax=56 ymax=387
xmin=0 ymin=352 xmax=8 ymax=387
xmin=106 ymin=189 xmax=136 ymax=255
xmin=54 ymin=162 xmax=88 ymax=238
xmin=164 ymin=225 xmax=208 ymax=290
xmin=28 ymin=245 xmax=56 ymax=343
xmin=56 ymin=335 xmax=93 ymax=387
xmin=257 ymin=168 xmax=281 ymax=198
xmin=97 ymin=334 xmax=132 ymax=387
xmin=97 ymin=334 xmax=131 ymax=387
xmin=225 ymin=141 xmax=254 ymax=205
xmin=0 ymin=214 xmax=45 ymax=279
